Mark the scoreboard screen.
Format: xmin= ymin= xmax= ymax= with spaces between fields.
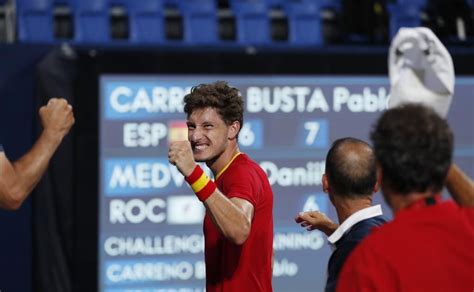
xmin=99 ymin=75 xmax=474 ymax=292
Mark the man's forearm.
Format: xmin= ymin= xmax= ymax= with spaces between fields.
xmin=0 ymin=98 xmax=73 ymax=210
xmin=11 ymin=131 xmax=63 ymax=201
xmin=446 ymin=164 xmax=474 ymax=207
xmin=204 ymin=191 xmax=253 ymax=245
xmin=320 ymin=222 xmax=339 ymax=237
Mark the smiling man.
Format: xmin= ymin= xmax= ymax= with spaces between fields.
xmin=168 ymin=81 xmax=274 ymax=292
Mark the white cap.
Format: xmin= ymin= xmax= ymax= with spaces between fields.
xmin=388 ymin=27 xmax=454 ymax=117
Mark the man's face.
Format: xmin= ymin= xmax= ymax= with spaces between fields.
xmin=187 ymin=107 xmax=230 ymax=162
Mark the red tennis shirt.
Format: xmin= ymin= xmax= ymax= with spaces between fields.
xmin=204 ymin=153 xmax=274 ymax=292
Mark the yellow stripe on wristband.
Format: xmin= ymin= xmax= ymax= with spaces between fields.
xmin=190 ymin=173 xmax=210 ymax=193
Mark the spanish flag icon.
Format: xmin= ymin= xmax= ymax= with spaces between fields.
xmin=168 ymin=120 xmax=188 ymax=143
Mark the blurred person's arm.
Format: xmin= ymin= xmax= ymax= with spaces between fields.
xmin=446 ymin=164 xmax=474 ymax=207
xmin=295 ymin=211 xmax=338 ymax=236
xmin=0 ymin=98 xmax=74 ymax=210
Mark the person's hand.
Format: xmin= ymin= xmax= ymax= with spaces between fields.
xmin=168 ymin=141 xmax=196 ymax=177
xmin=39 ymin=98 xmax=75 ymax=142
xmin=295 ymin=211 xmax=338 ymax=236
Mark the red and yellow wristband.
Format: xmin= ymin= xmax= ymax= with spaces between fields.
xmin=185 ymin=165 xmax=216 ymax=202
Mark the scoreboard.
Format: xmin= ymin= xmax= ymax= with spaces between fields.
xmin=99 ymin=75 xmax=474 ymax=292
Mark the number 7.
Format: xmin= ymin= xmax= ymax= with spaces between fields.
xmin=304 ymin=121 xmax=320 ymax=145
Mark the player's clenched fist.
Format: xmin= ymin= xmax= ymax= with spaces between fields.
xmin=39 ymin=98 xmax=75 ymax=141
xmin=168 ymin=141 xmax=196 ymax=177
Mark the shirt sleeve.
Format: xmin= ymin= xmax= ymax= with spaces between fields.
xmin=0 ymin=144 xmax=3 ymax=152
xmin=462 ymin=207 xmax=474 ymax=227
xmin=219 ymin=164 xmax=259 ymax=207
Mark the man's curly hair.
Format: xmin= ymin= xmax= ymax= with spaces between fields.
xmin=184 ymin=81 xmax=243 ymax=131
xmin=370 ymin=104 xmax=453 ymax=195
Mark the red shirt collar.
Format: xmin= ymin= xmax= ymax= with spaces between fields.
xmin=406 ymin=194 xmax=442 ymax=210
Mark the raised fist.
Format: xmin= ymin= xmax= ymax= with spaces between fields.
xmin=39 ymin=98 xmax=75 ymax=141
xmin=168 ymin=140 xmax=196 ymax=177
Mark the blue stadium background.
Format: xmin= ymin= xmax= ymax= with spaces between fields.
xmin=0 ymin=0 xmax=472 ymax=291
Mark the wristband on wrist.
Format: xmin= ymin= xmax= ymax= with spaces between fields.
xmin=185 ymin=165 xmax=216 ymax=202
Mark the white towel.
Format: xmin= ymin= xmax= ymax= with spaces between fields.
xmin=388 ymin=27 xmax=454 ymax=117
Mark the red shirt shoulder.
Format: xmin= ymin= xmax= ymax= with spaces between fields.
xmin=216 ymin=153 xmax=269 ymax=207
